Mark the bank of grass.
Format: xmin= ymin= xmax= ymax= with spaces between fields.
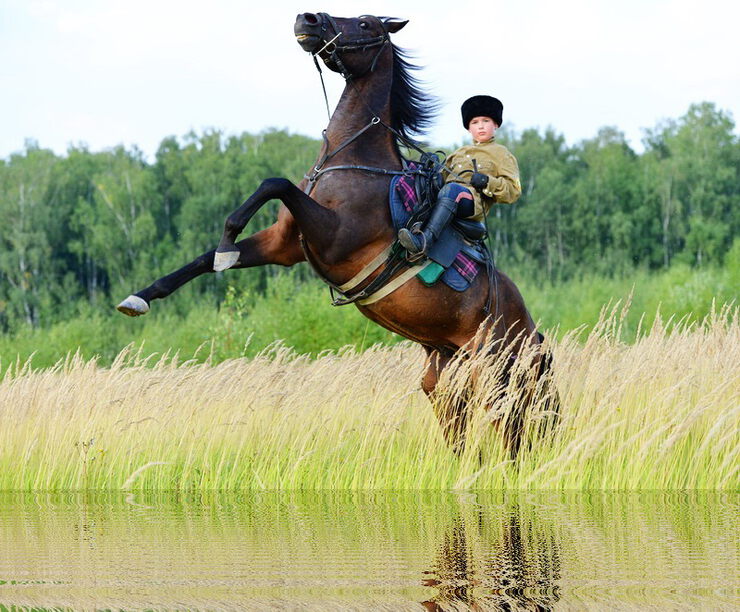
xmin=0 ymin=263 xmax=737 ymax=371
xmin=1 ymin=304 xmax=737 ymax=490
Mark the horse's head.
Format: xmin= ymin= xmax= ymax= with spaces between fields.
xmin=294 ymin=12 xmax=407 ymax=79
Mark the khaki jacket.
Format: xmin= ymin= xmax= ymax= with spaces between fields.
xmin=443 ymin=139 xmax=522 ymax=220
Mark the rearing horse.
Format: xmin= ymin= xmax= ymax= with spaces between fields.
xmin=117 ymin=12 xmax=553 ymax=456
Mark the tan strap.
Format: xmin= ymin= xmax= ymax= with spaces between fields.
xmin=358 ymin=260 xmax=432 ymax=305
xmin=338 ymin=245 xmax=393 ymax=292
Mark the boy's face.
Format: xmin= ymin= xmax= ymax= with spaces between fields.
xmin=467 ymin=116 xmax=498 ymax=143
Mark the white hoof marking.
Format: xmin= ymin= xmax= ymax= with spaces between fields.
xmin=117 ymin=295 xmax=150 ymax=316
xmin=213 ymin=249 xmax=239 ymax=272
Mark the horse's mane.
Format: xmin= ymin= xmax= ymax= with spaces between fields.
xmin=390 ymin=44 xmax=438 ymax=148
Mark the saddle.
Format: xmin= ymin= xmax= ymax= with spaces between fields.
xmin=390 ymin=161 xmax=492 ymax=292
xmin=304 ymin=158 xmax=493 ymax=308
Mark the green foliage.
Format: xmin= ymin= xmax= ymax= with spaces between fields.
xmin=208 ymin=272 xmax=401 ymax=360
xmin=513 ymin=262 xmax=737 ymax=341
xmin=0 ymin=145 xmax=60 ymax=328
xmin=0 ymin=104 xmax=738 ymax=360
xmin=0 ymin=265 xmax=735 ymax=371
xmin=498 ymin=102 xmax=739 ymax=280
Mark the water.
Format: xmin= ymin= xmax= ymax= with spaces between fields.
xmin=0 ymin=491 xmax=737 ymax=610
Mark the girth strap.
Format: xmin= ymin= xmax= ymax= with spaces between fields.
xmin=357 ymin=260 xmax=432 ymax=305
xmin=338 ymin=244 xmax=393 ymax=292
xmin=299 ymin=235 xmax=427 ymax=307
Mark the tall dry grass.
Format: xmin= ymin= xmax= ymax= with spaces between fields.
xmin=0 ymin=305 xmax=737 ymax=490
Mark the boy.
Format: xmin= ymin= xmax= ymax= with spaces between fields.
xmin=398 ymin=95 xmax=522 ymax=255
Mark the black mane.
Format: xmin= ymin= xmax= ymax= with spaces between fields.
xmin=389 ymin=44 xmax=438 ymax=148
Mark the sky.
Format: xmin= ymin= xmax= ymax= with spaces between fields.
xmin=2 ymin=0 xmax=739 ymax=160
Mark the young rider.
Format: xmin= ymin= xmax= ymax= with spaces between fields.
xmin=398 ymin=95 xmax=522 ymax=254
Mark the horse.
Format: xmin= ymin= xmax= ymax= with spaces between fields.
xmin=117 ymin=12 xmax=556 ymax=457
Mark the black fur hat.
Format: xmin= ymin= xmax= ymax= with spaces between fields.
xmin=461 ymin=95 xmax=504 ymax=128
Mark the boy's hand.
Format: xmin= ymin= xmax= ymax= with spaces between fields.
xmin=470 ymin=172 xmax=489 ymax=190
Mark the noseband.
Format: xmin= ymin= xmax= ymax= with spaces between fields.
xmin=313 ymin=13 xmax=389 ymax=80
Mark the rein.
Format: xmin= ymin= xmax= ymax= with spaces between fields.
xmin=303 ymin=13 xmax=416 ymax=196
xmin=305 ymin=12 xmax=466 ymax=195
xmin=300 ymin=19 xmax=427 ymax=307
xmin=302 ymin=13 xmax=497 ymax=313
xmin=303 ymin=117 xmax=409 ymax=195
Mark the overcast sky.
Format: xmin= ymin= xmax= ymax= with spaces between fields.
xmin=2 ymin=0 xmax=739 ymax=160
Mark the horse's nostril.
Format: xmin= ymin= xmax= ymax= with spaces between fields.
xmin=304 ymin=13 xmax=319 ymax=25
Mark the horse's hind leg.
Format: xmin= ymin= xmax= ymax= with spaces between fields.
xmin=493 ymin=333 xmax=559 ymax=459
xmin=533 ymin=332 xmax=561 ymax=436
xmin=423 ymin=347 xmax=471 ymax=456
xmin=117 ymin=211 xmax=304 ymax=316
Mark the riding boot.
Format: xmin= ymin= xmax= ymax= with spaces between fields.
xmin=398 ymin=195 xmax=458 ymax=255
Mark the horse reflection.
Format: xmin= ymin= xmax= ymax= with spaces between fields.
xmin=421 ymin=502 xmax=561 ymax=611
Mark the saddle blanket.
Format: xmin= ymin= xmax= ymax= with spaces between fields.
xmin=390 ymin=170 xmax=487 ymax=292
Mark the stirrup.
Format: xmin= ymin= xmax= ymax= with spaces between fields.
xmin=398 ymin=223 xmax=427 ymax=256
xmin=406 ymin=249 xmax=426 ymax=263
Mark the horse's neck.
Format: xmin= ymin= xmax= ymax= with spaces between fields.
xmin=324 ymin=74 xmax=397 ymax=165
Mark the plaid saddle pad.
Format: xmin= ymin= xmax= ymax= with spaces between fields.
xmin=390 ymin=168 xmax=487 ymax=292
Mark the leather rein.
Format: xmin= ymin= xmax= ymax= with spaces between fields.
xmin=303 ymin=13 xmax=429 ymax=196
xmin=301 ymin=14 xmax=497 ymax=316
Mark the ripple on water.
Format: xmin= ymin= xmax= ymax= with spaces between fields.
xmin=0 ymin=490 xmax=737 ymax=610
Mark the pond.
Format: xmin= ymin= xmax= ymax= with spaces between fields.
xmin=0 ymin=491 xmax=737 ymax=610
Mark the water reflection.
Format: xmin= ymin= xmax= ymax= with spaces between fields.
xmin=421 ymin=496 xmax=561 ymax=611
xmin=0 ymin=491 xmax=737 ymax=610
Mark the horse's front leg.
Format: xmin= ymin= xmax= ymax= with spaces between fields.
xmin=214 ymin=177 xmax=338 ymax=271
xmin=116 ymin=208 xmax=304 ymax=316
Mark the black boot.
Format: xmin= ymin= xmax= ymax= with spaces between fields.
xmin=398 ymin=195 xmax=458 ymax=255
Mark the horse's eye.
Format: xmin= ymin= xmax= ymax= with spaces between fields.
xmin=359 ymin=21 xmax=368 ymax=29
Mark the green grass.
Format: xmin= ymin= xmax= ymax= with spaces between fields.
xmin=1 ymin=264 xmax=737 ymax=371
xmin=515 ymin=262 xmax=738 ymax=339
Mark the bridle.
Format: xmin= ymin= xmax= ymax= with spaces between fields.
xmin=303 ymin=13 xmax=439 ymax=195
xmin=313 ymin=13 xmax=390 ymax=81
xmin=309 ymin=13 xmax=390 ymax=119
xmin=302 ymin=14 xmax=499 ymax=317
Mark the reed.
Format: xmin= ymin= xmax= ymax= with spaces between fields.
xmin=0 ymin=305 xmax=737 ymax=490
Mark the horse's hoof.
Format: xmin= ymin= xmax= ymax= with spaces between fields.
xmin=213 ymin=248 xmax=239 ymax=272
xmin=117 ymin=295 xmax=150 ymax=317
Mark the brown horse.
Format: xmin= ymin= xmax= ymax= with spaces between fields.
xmin=117 ymin=12 xmax=554 ymax=456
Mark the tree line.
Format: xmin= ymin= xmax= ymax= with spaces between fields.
xmin=0 ymin=102 xmax=737 ymax=333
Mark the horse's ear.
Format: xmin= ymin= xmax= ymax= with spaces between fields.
xmin=379 ymin=17 xmax=408 ymax=33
